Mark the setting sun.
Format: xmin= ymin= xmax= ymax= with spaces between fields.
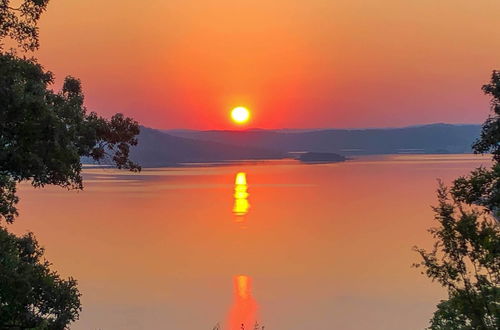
xmin=231 ymin=107 xmax=250 ymax=124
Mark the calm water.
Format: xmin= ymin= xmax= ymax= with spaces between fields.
xmin=12 ymin=154 xmax=491 ymax=330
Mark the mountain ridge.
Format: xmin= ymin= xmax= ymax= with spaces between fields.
xmin=107 ymin=123 xmax=484 ymax=167
xmin=164 ymin=123 xmax=481 ymax=155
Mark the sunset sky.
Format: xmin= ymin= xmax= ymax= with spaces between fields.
xmin=35 ymin=0 xmax=500 ymax=129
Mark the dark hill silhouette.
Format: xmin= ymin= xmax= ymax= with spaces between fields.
xmin=116 ymin=124 xmax=482 ymax=167
xmin=129 ymin=127 xmax=284 ymax=166
xmin=165 ymin=124 xmax=481 ymax=155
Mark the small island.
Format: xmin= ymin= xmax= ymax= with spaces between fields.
xmin=298 ymin=152 xmax=346 ymax=163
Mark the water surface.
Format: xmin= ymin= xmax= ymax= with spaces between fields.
xmin=12 ymin=154 xmax=491 ymax=329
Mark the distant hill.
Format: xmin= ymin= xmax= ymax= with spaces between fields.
xmin=94 ymin=124 xmax=484 ymax=167
xmin=128 ymin=127 xmax=284 ymax=167
xmin=165 ymin=124 xmax=482 ymax=156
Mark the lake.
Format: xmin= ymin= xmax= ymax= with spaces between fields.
xmin=11 ymin=154 xmax=491 ymax=330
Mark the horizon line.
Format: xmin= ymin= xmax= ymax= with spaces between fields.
xmin=152 ymin=122 xmax=483 ymax=132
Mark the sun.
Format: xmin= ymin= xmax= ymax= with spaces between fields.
xmin=231 ymin=106 xmax=250 ymax=125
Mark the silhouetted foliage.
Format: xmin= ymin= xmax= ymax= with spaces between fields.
xmin=1 ymin=0 xmax=140 ymax=223
xmin=0 ymin=226 xmax=81 ymax=329
xmin=454 ymin=70 xmax=500 ymax=221
xmin=452 ymin=165 xmax=500 ymax=221
xmin=474 ymin=71 xmax=500 ymax=162
xmin=0 ymin=53 xmax=140 ymax=223
xmin=414 ymin=184 xmax=499 ymax=329
xmin=0 ymin=1 xmax=139 ymax=328
xmin=415 ymin=72 xmax=500 ymax=329
xmin=0 ymin=0 xmax=49 ymax=51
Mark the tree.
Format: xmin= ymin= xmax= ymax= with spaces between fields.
xmin=0 ymin=227 xmax=81 ymax=329
xmin=0 ymin=1 xmax=142 ymax=225
xmin=0 ymin=0 xmax=49 ymax=51
xmin=1 ymin=1 xmax=141 ymax=328
xmin=0 ymin=53 xmax=141 ymax=224
xmin=474 ymin=71 xmax=500 ymax=162
xmin=1 ymin=0 xmax=141 ymax=224
xmin=414 ymin=72 xmax=500 ymax=329
xmin=452 ymin=70 xmax=500 ymax=221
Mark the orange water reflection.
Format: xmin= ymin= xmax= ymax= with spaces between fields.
xmin=227 ymin=275 xmax=259 ymax=330
xmin=230 ymin=172 xmax=259 ymax=328
xmin=10 ymin=155 xmax=493 ymax=329
xmin=233 ymin=172 xmax=250 ymax=221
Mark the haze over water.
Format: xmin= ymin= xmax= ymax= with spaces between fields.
xmin=11 ymin=154 xmax=491 ymax=329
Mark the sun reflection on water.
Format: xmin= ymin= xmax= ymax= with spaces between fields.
xmin=227 ymin=275 xmax=259 ymax=330
xmin=233 ymin=172 xmax=250 ymax=220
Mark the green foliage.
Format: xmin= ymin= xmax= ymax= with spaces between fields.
xmin=455 ymin=70 xmax=500 ymax=221
xmin=415 ymin=71 xmax=500 ymax=329
xmin=430 ymin=287 xmax=499 ymax=329
xmin=0 ymin=1 xmax=139 ymax=328
xmin=0 ymin=173 xmax=18 ymax=223
xmin=0 ymin=53 xmax=141 ymax=223
xmin=0 ymin=0 xmax=141 ymax=223
xmin=452 ymin=164 xmax=500 ymax=221
xmin=474 ymin=71 xmax=500 ymax=162
xmin=0 ymin=226 xmax=81 ymax=329
xmin=414 ymin=184 xmax=500 ymax=329
xmin=0 ymin=0 xmax=50 ymax=51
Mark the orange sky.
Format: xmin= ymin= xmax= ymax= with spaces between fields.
xmin=35 ymin=0 xmax=500 ymax=129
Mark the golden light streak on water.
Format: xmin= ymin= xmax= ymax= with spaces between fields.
xmin=233 ymin=172 xmax=250 ymax=218
xmin=227 ymin=275 xmax=258 ymax=330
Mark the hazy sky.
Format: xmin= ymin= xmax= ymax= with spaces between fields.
xmin=35 ymin=0 xmax=500 ymax=129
